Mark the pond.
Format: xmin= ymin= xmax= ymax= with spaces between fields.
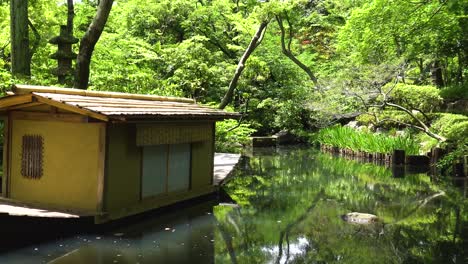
xmin=0 ymin=147 xmax=466 ymax=263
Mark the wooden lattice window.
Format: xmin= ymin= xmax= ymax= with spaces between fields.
xmin=21 ymin=135 xmax=44 ymax=179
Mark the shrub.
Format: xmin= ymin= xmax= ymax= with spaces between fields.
xmin=431 ymin=113 xmax=468 ymax=143
xmin=440 ymin=83 xmax=468 ymax=101
xmin=388 ymin=83 xmax=443 ymax=112
xmin=437 ymin=142 xmax=468 ymax=175
xmin=356 ymin=110 xmax=432 ymax=129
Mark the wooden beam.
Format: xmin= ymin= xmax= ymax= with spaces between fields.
xmin=11 ymin=111 xmax=89 ymax=123
xmin=0 ymin=94 xmax=32 ymax=109
xmin=7 ymin=102 xmax=42 ymax=110
xmin=96 ymin=124 xmax=106 ymax=213
xmin=33 ymin=94 xmax=109 ymax=122
xmin=1 ymin=115 xmax=10 ymax=196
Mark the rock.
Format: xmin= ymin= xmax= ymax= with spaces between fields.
xmin=252 ymin=136 xmax=277 ymax=147
xmin=395 ymin=130 xmax=406 ymax=137
xmin=218 ymin=203 xmax=240 ymax=208
xmin=345 ymin=121 xmax=359 ymax=129
xmin=445 ymin=99 xmax=468 ymax=114
xmin=341 ymin=212 xmax=379 ymax=224
xmin=357 ymin=126 xmax=368 ymax=132
xmin=332 ymin=112 xmax=362 ymax=125
xmin=274 ymin=130 xmax=297 ymax=145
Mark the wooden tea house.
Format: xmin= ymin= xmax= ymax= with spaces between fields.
xmin=0 ymin=85 xmax=238 ymax=223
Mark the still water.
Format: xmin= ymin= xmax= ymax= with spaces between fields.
xmin=0 ymin=147 xmax=467 ymax=263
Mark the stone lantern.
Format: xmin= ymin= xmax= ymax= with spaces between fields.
xmin=49 ymin=25 xmax=79 ymax=84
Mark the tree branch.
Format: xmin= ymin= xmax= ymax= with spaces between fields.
xmin=27 ymin=18 xmax=40 ymax=61
xmin=74 ymin=0 xmax=114 ymax=89
xmin=275 ymin=190 xmax=323 ymax=264
xmin=218 ymin=21 xmax=269 ymax=109
xmin=276 ymin=15 xmax=318 ymax=86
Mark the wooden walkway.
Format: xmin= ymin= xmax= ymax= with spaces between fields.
xmin=0 ymin=202 xmax=80 ymax=218
xmin=213 ymin=153 xmax=241 ymax=186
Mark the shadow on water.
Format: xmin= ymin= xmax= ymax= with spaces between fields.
xmin=0 ymin=194 xmax=222 ymax=264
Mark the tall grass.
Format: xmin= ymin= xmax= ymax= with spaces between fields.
xmin=316 ymin=125 xmax=420 ymax=155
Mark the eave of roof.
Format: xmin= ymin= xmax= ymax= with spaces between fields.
xmin=0 ymin=85 xmax=240 ymax=122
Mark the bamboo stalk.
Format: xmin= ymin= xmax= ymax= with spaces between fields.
xmin=12 ymin=84 xmax=195 ymax=103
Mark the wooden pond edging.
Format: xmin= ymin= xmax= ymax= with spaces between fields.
xmin=319 ymin=144 xmax=466 ymax=177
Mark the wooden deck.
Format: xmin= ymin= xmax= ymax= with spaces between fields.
xmin=0 ymin=153 xmax=241 ymax=219
xmin=0 ymin=203 xmax=80 ymax=218
xmin=213 ymin=152 xmax=241 ymax=186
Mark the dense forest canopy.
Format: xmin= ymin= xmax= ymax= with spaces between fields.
xmin=0 ymin=0 xmax=467 ymax=138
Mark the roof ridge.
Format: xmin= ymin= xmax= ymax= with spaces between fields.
xmin=12 ymin=84 xmax=195 ymax=104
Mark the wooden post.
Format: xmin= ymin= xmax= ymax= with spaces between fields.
xmin=10 ymin=0 xmax=30 ymax=76
xmin=464 ymin=155 xmax=468 ymax=177
xmin=392 ymin=150 xmax=405 ymax=165
xmin=430 ymin=147 xmax=445 ymax=165
xmin=392 ymin=165 xmax=405 ymax=178
xmin=453 ymin=162 xmax=464 ymax=177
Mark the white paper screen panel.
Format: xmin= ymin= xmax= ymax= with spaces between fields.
xmin=142 ymin=145 xmax=168 ymax=198
xmin=168 ymin=143 xmax=191 ymax=192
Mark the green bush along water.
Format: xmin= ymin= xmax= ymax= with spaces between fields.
xmin=315 ymin=125 xmax=420 ymax=155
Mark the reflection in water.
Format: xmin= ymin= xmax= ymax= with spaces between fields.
xmin=0 ymin=147 xmax=466 ymax=264
xmin=216 ymin=147 xmax=468 ymax=264
xmin=0 ymin=202 xmax=216 ymax=264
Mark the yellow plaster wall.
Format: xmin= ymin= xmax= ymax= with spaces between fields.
xmin=9 ymin=119 xmax=103 ymax=211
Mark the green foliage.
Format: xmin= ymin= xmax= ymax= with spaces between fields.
xmin=316 ymin=125 xmax=420 ymax=154
xmin=215 ymin=118 xmax=256 ymax=153
xmin=389 ymin=84 xmax=443 ymax=112
xmin=440 ymin=83 xmax=468 ymax=101
xmin=337 ymin=0 xmax=467 ymax=86
xmin=431 ymin=113 xmax=468 ymax=143
xmin=356 ymin=110 xmax=427 ymax=128
xmin=0 ymin=0 xmax=466 ymax=151
xmin=437 ymin=143 xmax=468 ymax=175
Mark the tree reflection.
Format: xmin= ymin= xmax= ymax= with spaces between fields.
xmin=214 ymin=147 xmax=468 ymax=263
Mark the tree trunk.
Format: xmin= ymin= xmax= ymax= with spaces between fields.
xmin=415 ymin=58 xmax=424 ymax=84
xmin=430 ymin=60 xmax=444 ymax=87
xmin=67 ymin=0 xmax=75 ymax=35
xmin=218 ymin=21 xmax=268 ymax=109
xmin=74 ymin=0 xmax=114 ymax=90
xmin=10 ymin=0 xmax=30 ymax=77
